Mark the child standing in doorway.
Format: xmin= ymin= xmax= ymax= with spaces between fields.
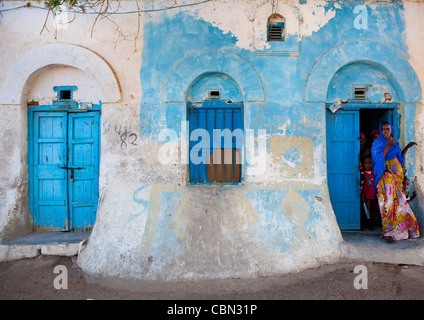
xmin=403 ymin=177 xmax=417 ymax=203
xmin=360 ymin=156 xmax=380 ymax=230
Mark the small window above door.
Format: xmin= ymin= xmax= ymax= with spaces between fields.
xmin=54 ymin=85 xmax=78 ymax=102
xmin=208 ymin=90 xmax=221 ymax=100
xmin=352 ymin=84 xmax=370 ymax=101
xmin=267 ymin=14 xmax=285 ymax=42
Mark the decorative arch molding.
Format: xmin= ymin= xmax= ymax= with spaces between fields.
xmin=165 ymin=50 xmax=264 ymax=103
xmin=0 ymin=43 xmax=121 ymax=104
xmin=304 ymin=40 xmax=422 ymax=103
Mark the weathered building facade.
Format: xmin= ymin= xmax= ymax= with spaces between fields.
xmin=0 ymin=0 xmax=423 ymax=281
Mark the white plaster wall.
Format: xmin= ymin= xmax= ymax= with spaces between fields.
xmin=0 ymin=1 xmax=142 ymax=102
xmin=0 ymin=105 xmax=29 ymax=239
xmin=182 ymin=0 xmax=338 ymax=51
xmin=404 ymin=2 xmax=424 ymax=217
xmin=27 ymin=66 xmax=102 ymax=105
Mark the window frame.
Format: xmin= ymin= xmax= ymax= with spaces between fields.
xmin=187 ymin=100 xmax=244 ymax=185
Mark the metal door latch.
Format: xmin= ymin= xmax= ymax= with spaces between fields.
xmin=60 ymin=166 xmax=84 ymax=182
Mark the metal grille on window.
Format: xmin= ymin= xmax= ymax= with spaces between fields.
xmin=353 ymin=86 xmax=367 ymax=100
xmin=188 ymin=101 xmax=243 ymax=184
xmin=267 ymin=13 xmax=285 ymax=42
xmin=267 ymin=23 xmax=284 ymax=41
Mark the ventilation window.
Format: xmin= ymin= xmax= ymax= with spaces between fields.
xmin=267 ymin=14 xmax=285 ymax=42
xmin=60 ymin=90 xmax=72 ymax=100
xmin=209 ymin=91 xmax=220 ymax=100
xmin=53 ymin=85 xmax=78 ymax=102
xmin=353 ymin=85 xmax=368 ymax=100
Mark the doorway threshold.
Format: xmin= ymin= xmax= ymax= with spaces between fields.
xmin=0 ymin=232 xmax=90 ymax=262
xmin=340 ymin=228 xmax=424 ymax=266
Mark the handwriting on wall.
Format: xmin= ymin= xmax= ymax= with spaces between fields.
xmin=104 ymin=121 xmax=138 ymax=149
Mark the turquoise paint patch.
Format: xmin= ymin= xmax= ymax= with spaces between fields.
xmin=139 ymin=2 xmax=421 ymax=181
xmin=150 ymin=192 xmax=184 ymax=258
xmin=282 ymin=146 xmax=303 ymax=168
xmin=140 ymin=2 xmax=420 ymax=140
xmin=299 ymin=189 xmax=333 ymax=239
xmin=304 ymin=2 xmax=421 ymax=103
xmin=165 ymin=103 xmax=185 ymax=136
xmin=245 ymin=189 xmax=296 ymax=253
xmin=128 ymin=185 xmax=151 ymax=223
xmin=140 ymin=13 xmax=238 ymax=104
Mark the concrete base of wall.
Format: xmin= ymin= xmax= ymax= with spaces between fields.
xmin=0 ymin=232 xmax=89 ymax=261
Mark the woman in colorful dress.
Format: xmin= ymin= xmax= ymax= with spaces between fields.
xmin=371 ymin=122 xmax=420 ymax=243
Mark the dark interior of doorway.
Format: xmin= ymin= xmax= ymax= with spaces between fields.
xmin=360 ymin=109 xmax=388 ymax=140
xmin=359 ymin=108 xmax=393 ymax=230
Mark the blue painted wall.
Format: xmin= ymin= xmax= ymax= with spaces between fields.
xmin=140 ymin=1 xmax=420 ymax=139
xmin=132 ymin=1 xmax=423 ymax=279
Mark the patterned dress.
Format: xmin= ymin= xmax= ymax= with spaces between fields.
xmin=376 ymin=157 xmax=420 ymax=240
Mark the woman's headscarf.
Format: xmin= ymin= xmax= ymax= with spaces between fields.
xmin=371 ymin=122 xmax=404 ymax=189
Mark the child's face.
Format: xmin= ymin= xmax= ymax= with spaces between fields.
xmin=372 ymin=133 xmax=379 ymax=141
xmin=364 ymin=158 xmax=373 ymax=171
xmin=403 ymin=179 xmax=409 ymax=190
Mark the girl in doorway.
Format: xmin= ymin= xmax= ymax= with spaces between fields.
xmin=403 ymin=177 xmax=417 ymax=203
xmin=360 ymin=156 xmax=380 ymax=230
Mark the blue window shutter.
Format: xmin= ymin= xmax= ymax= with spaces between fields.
xmin=188 ymin=101 xmax=243 ymax=184
xmin=267 ymin=22 xmax=285 ymax=41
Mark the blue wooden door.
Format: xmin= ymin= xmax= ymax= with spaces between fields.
xmin=326 ymin=109 xmax=361 ymax=229
xmin=30 ymin=111 xmax=100 ymax=231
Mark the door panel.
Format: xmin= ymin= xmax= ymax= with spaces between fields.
xmin=32 ymin=112 xmax=68 ymax=230
xmin=326 ymin=110 xmax=361 ymax=229
xmin=30 ymin=110 xmax=100 ymax=231
xmin=68 ymin=112 xmax=100 ymax=230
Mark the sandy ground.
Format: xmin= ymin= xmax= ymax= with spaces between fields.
xmin=1 ymin=255 xmax=424 ymax=302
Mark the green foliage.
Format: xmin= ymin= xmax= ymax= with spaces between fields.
xmin=31 ymin=0 xmax=81 ymax=12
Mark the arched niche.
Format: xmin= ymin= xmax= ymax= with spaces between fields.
xmin=326 ymin=61 xmax=400 ymax=103
xmin=305 ymin=41 xmax=422 ymax=103
xmin=165 ymin=50 xmax=264 ymax=103
xmin=0 ymin=43 xmax=121 ymax=105
xmin=187 ymin=72 xmax=243 ymax=103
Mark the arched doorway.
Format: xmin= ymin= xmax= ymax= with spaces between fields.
xmin=0 ymin=44 xmax=120 ymax=235
xmin=304 ymin=41 xmax=422 ymax=231
xmin=326 ymin=61 xmax=401 ymax=229
xmin=28 ymin=86 xmax=101 ymax=231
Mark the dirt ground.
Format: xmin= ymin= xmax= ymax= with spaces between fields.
xmin=1 ymin=255 xmax=424 ymax=302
